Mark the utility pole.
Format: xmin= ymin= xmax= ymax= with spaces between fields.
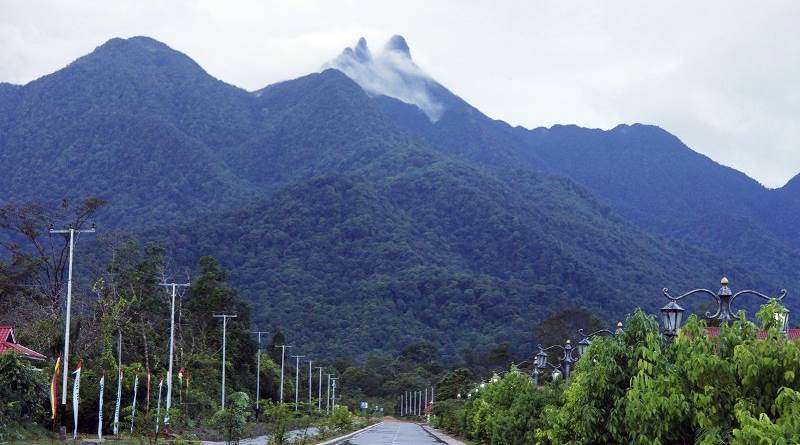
xmin=275 ymin=345 xmax=292 ymax=403
xmin=159 ymin=281 xmax=189 ymax=427
xmin=291 ymin=355 xmax=304 ymax=411
xmin=315 ymin=367 xmax=324 ymax=411
xmin=331 ymin=378 xmax=338 ymax=411
xmin=400 ymin=393 xmax=403 ymax=416
xmin=307 ymin=360 xmax=313 ymax=407
xmin=213 ymin=314 xmax=237 ymax=408
xmin=251 ymin=331 xmax=269 ymax=415
xmin=49 ymin=222 xmax=95 ymax=438
xmin=326 ymin=373 xmax=333 ymax=414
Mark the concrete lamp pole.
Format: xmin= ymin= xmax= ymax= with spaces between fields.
xmin=251 ymin=331 xmax=269 ymax=415
xmin=159 ymin=281 xmax=189 ymax=427
xmin=326 ymin=373 xmax=333 ymax=414
xmin=275 ymin=345 xmax=292 ymax=403
xmin=213 ymin=314 xmax=237 ymax=408
xmin=315 ymin=367 xmax=324 ymax=411
xmin=291 ymin=355 xmax=304 ymax=411
xmin=49 ymin=223 xmax=95 ymax=439
xmin=307 ymin=360 xmax=313 ymax=407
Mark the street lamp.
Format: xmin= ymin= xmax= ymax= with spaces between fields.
xmin=660 ymin=301 xmax=685 ymax=338
xmin=535 ymin=340 xmax=577 ymax=380
xmin=662 ymin=277 xmax=787 ymax=336
xmin=776 ymin=307 xmax=791 ymax=336
xmin=575 ymin=322 xmax=620 ymax=357
xmin=530 ymin=366 xmax=541 ymax=386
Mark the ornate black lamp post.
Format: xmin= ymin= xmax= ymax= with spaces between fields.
xmin=662 ymin=277 xmax=788 ymax=337
xmin=535 ymin=340 xmax=577 ymax=381
xmin=575 ymin=321 xmax=624 ymax=356
xmin=533 ymin=321 xmax=624 ymax=384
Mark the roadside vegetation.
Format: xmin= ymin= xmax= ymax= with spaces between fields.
xmin=432 ymin=303 xmax=800 ymax=444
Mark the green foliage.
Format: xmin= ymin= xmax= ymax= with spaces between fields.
xmin=0 ymin=352 xmax=48 ymax=438
xmin=436 ymin=368 xmax=474 ymax=401
xmin=265 ymin=402 xmax=290 ymax=445
xmin=435 ymin=368 xmax=563 ymax=445
xmin=732 ymin=387 xmax=800 ymax=444
xmin=328 ymin=406 xmax=353 ymax=431
xmin=533 ymin=308 xmax=604 ymax=350
xmin=432 ymin=304 xmax=800 ymax=445
xmin=211 ymin=392 xmax=251 ymax=444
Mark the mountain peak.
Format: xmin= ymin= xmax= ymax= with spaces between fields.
xmin=384 ymin=35 xmax=411 ymax=58
xmin=57 ymin=35 xmax=209 ymax=84
xmin=324 ymin=35 xmax=445 ymax=122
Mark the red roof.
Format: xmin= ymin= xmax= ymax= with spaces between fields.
xmin=704 ymin=326 xmax=800 ymax=340
xmin=0 ymin=326 xmax=46 ymax=361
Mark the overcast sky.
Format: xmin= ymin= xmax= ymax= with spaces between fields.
xmin=1 ymin=1 xmax=798 ymax=187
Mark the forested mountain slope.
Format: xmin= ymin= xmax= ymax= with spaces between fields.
xmin=1 ymin=36 xmax=796 ymax=358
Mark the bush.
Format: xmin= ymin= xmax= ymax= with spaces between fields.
xmin=211 ymin=392 xmax=251 ymax=444
xmin=0 ymin=351 xmax=48 ymax=440
xmin=328 ymin=406 xmax=353 ymax=431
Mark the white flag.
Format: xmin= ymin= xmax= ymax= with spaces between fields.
xmin=113 ymin=369 xmax=123 ymax=435
xmin=97 ymin=375 xmax=105 ymax=440
xmin=155 ymin=377 xmax=164 ymax=435
xmin=130 ymin=374 xmax=139 ymax=433
xmin=72 ymin=361 xmax=83 ymax=440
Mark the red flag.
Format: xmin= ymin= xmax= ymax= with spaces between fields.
xmin=50 ymin=355 xmax=62 ymax=421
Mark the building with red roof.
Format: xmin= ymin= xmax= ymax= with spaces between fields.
xmin=0 ymin=325 xmax=46 ymax=361
xmin=704 ymin=326 xmax=800 ymax=340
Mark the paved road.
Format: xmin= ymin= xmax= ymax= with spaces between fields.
xmin=336 ymin=421 xmax=444 ymax=445
xmin=201 ymin=426 xmax=319 ymax=445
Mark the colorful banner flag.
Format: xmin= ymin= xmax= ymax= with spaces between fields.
xmin=50 ymin=355 xmax=62 ymax=421
xmin=97 ymin=374 xmax=105 ymax=440
xmin=130 ymin=374 xmax=139 ymax=433
xmin=155 ymin=377 xmax=164 ymax=435
xmin=146 ymin=372 xmax=151 ymax=413
xmin=72 ymin=360 xmax=83 ymax=439
xmin=178 ymin=367 xmax=185 ymax=405
xmin=113 ymin=368 xmax=122 ymax=435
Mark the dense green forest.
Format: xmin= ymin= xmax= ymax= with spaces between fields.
xmin=0 ymin=204 xmax=464 ymax=438
xmin=1 ymin=36 xmax=797 ymax=360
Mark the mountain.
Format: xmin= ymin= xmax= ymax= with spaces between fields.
xmin=0 ymin=36 xmax=261 ymax=227
xmin=346 ymin=36 xmax=800 ymax=293
xmin=1 ymin=36 xmax=797 ymax=359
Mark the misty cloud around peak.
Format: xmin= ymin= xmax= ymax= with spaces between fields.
xmin=324 ymin=35 xmax=445 ymax=122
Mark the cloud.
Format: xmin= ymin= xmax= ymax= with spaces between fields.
xmin=323 ymin=35 xmax=445 ymax=122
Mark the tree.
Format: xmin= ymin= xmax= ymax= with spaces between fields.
xmin=211 ymin=392 xmax=251 ymax=445
xmin=436 ymin=368 xmax=474 ymax=401
xmin=533 ymin=307 xmax=604 ymax=350
xmin=0 ymin=198 xmax=104 ymax=315
xmin=0 ymin=351 xmax=48 ymax=437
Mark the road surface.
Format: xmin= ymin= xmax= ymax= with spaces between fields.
xmin=335 ymin=421 xmax=444 ymax=445
xmin=201 ymin=426 xmax=319 ymax=445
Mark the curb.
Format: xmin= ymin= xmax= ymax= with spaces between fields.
xmin=420 ymin=424 xmax=468 ymax=445
xmin=315 ymin=421 xmax=381 ymax=445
